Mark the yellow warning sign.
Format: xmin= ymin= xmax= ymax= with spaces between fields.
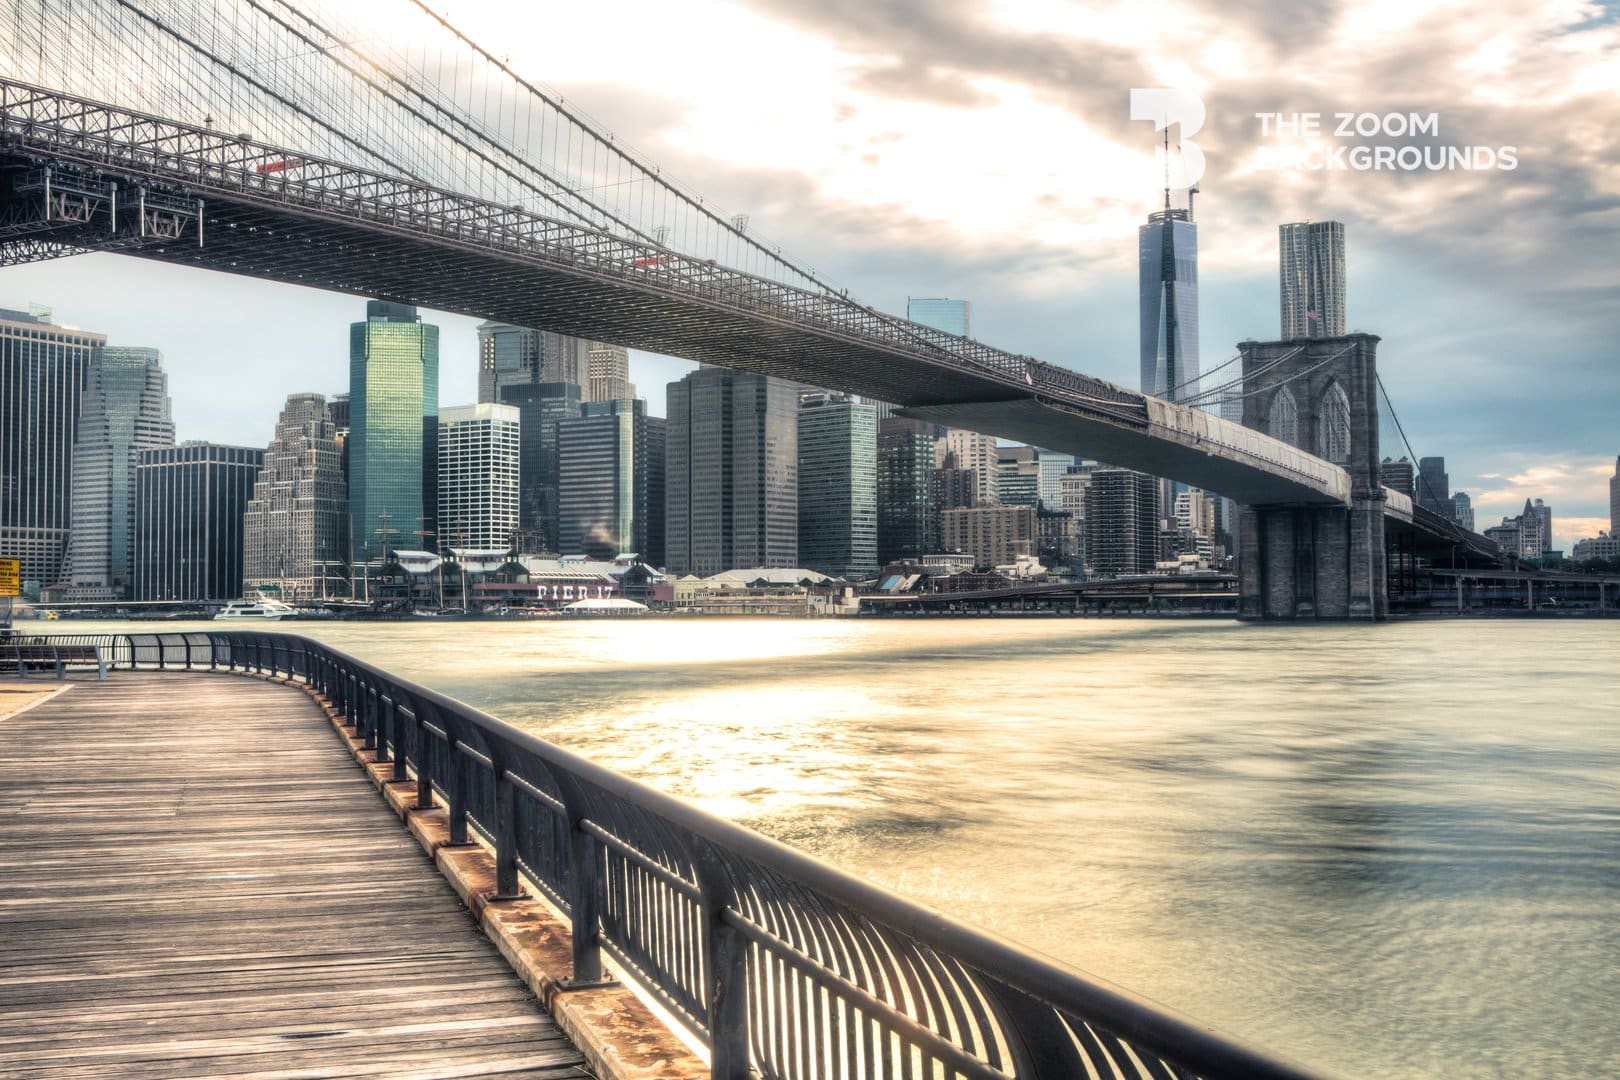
xmin=0 ymin=558 xmax=19 ymax=597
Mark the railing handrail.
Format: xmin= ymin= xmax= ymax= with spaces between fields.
xmin=34 ymin=629 xmax=1328 ymax=1080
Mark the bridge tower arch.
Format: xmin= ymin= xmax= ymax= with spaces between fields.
xmin=1236 ymin=333 xmax=1387 ymax=620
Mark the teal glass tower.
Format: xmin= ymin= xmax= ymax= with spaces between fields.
xmin=349 ymin=301 xmax=439 ymax=564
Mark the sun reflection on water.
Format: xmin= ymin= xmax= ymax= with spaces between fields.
xmin=86 ymin=615 xmax=1620 ymax=1078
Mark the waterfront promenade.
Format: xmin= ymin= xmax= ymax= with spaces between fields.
xmin=0 ymin=673 xmax=587 ymax=1078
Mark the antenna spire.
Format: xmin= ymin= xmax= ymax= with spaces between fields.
xmin=1163 ymin=124 xmax=1171 ymax=212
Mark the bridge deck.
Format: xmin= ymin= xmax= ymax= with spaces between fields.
xmin=0 ymin=673 xmax=587 ymax=1079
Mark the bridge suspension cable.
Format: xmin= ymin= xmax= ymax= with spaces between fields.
xmin=1376 ymin=374 xmax=1447 ymax=512
xmin=1179 ymin=344 xmax=1312 ymax=407
xmin=2 ymin=0 xmax=850 ymax=295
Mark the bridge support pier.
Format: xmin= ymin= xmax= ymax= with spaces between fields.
xmin=1238 ymin=497 xmax=1388 ymax=621
xmin=1235 ymin=333 xmax=1387 ymax=621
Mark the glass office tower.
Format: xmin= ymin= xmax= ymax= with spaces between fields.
xmin=62 ymin=346 xmax=174 ymax=600
xmin=497 ymin=381 xmax=581 ymax=552
xmin=0 ymin=306 xmax=105 ymax=591
xmin=349 ymin=301 xmax=439 ymax=564
xmin=133 ymin=443 xmax=264 ymax=601
xmin=1139 ymin=209 xmax=1200 ymax=402
xmin=906 ymin=297 xmax=971 ymax=338
xmin=797 ymin=393 xmax=878 ymax=579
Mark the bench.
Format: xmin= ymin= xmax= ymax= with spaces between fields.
xmin=0 ymin=643 xmax=108 ymax=681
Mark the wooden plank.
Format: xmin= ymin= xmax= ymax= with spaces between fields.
xmin=0 ymin=672 xmax=587 ymax=1079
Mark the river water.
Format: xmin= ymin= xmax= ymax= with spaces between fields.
xmin=79 ymin=616 xmax=1620 ymax=1076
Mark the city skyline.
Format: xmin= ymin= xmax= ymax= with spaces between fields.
xmin=0 ymin=1 xmax=1613 ymax=544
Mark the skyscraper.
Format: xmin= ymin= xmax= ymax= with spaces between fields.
xmin=1531 ymin=498 xmax=1552 ymax=554
xmin=349 ymin=301 xmax=438 ymax=563
xmin=941 ymin=428 xmax=1000 ymax=505
xmin=1379 ymin=457 xmax=1415 ymax=497
xmin=133 ymin=443 xmax=263 ymax=601
xmin=1084 ymin=469 xmax=1159 ymax=577
xmin=587 ymin=342 xmax=633 ymax=404
xmin=1611 ymin=456 xmax=1619 ymax=536
xmin=61 ymin=346 xmax=174 ymax=600
xmin=1450 ymin=491 xmax=1474 ymax=531
xmin=1279 ymin=221 xmax=1347 ymax=338
xmin=996 ymin=445 xmax=1040 ymax=507
xmin=243 ymin=393 xmax=347 ymax=601
xmin=0 ymin=306 xmax=105 ymax=590
xmin=797 ymin=393 xmax=877 ymax=579
xmin=1139 ymin=208 xmax=1199 ymax=401
xmin=1416 ymin=456 xmax=1450 ymax=515
xmin=876 ymin=417 xmax=940 ymax=565
xmin=1035 ymin=450 xmax=1076 ymax=510
xmin=906 ymin=298 xmax=971 ymax=338
xmin=438 ymin=403 xmax=521 ymax=552
xmin=665 ymin=367 xmax=797 ymax=575
xmin=326 ymin=392 xmax=351 ymax=483
xmin=556 ymin=399 xmax=664 ymax=562
xmin=476 ymin=322 xmax=585 ymax=403
xmin=497 ymin=381 xmax=580 ymax=552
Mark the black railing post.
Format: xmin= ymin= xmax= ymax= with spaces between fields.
xmin=693 ymin=845 xmax=750 ymax=1080
xmin=414 ymin=698 xmax=434 ymax=811
xmin=363 ymin=684 xmax=379 ymax=752
xmin=183 ymin=636 xmax=193 ymax=670
xmin=556 ymin=775 xmax=605 ymax=985
xmin=492 ymin=765 xmax=521 ymax=899
xmin=391 ymin=700 xmax=410 ymax=781
xmin=447 ymin=740 xmax=469 ymax=845
xmin=374 ymin=690 xmax=391 ymax=762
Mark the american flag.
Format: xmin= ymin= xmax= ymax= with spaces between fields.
xmin=1306 ymin=308 xmax=1319 ymax=321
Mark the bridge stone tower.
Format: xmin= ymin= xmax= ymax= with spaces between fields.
xmin=1236 ymin=333 xmax=1387 ymax=620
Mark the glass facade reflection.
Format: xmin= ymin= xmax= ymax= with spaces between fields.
xmin=905 ymin=297 xmax=971 ymax=338
xmin=498 ymin=381 xmax=581 ymax=552
xmin=349 ymin=301 xmax=439 ymax=563
xmin=62 ymin=346 xmax=174 ymax=600
xmin=1138 ymin=210 xmax=1200 ymax=402
xmin=133 ymin=443 xmax=263 ymax=600
xmin=0 ymin=307 xmax=105 ymax=590
xmin=797 ymin=393 xmax=877 ymax=579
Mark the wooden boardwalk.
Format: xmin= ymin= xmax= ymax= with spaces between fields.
xmin=0 ymin=672 xmax=589 ymax=1079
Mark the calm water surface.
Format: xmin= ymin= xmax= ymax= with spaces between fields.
xmin=91 ymin=617 xmax=1620 ymax=1076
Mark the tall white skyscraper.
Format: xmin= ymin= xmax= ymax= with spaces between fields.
xmin=438 ymin=403 xmax=521 ymax=552
xmin=1279 ymin=220 xmax=1347 ymax=338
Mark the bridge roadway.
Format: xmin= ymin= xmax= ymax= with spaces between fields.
xmin=0 ymin=78 xmax=1347 ymax=508
xmin=0 ymin=673 xmax=586 ymax=1078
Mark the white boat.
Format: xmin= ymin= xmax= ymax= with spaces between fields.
xmin=214 ymin=599 xmax=298 ymax=621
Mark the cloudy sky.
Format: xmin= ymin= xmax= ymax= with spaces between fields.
xmin=4 ymin=0 xmax=1616 ymax=547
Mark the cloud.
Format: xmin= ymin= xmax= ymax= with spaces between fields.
xmin=1465 ymin=453 xmax=1616 ymax=547
xmin=3 ymin=0 xmax=1615 ymax=495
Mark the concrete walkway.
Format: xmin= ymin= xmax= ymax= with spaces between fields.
xmin=0 ymin=672 xmax=588 ymax=1079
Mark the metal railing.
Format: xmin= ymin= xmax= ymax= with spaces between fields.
xmin=19 ymin=629 xmax=1326 ymax=1080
